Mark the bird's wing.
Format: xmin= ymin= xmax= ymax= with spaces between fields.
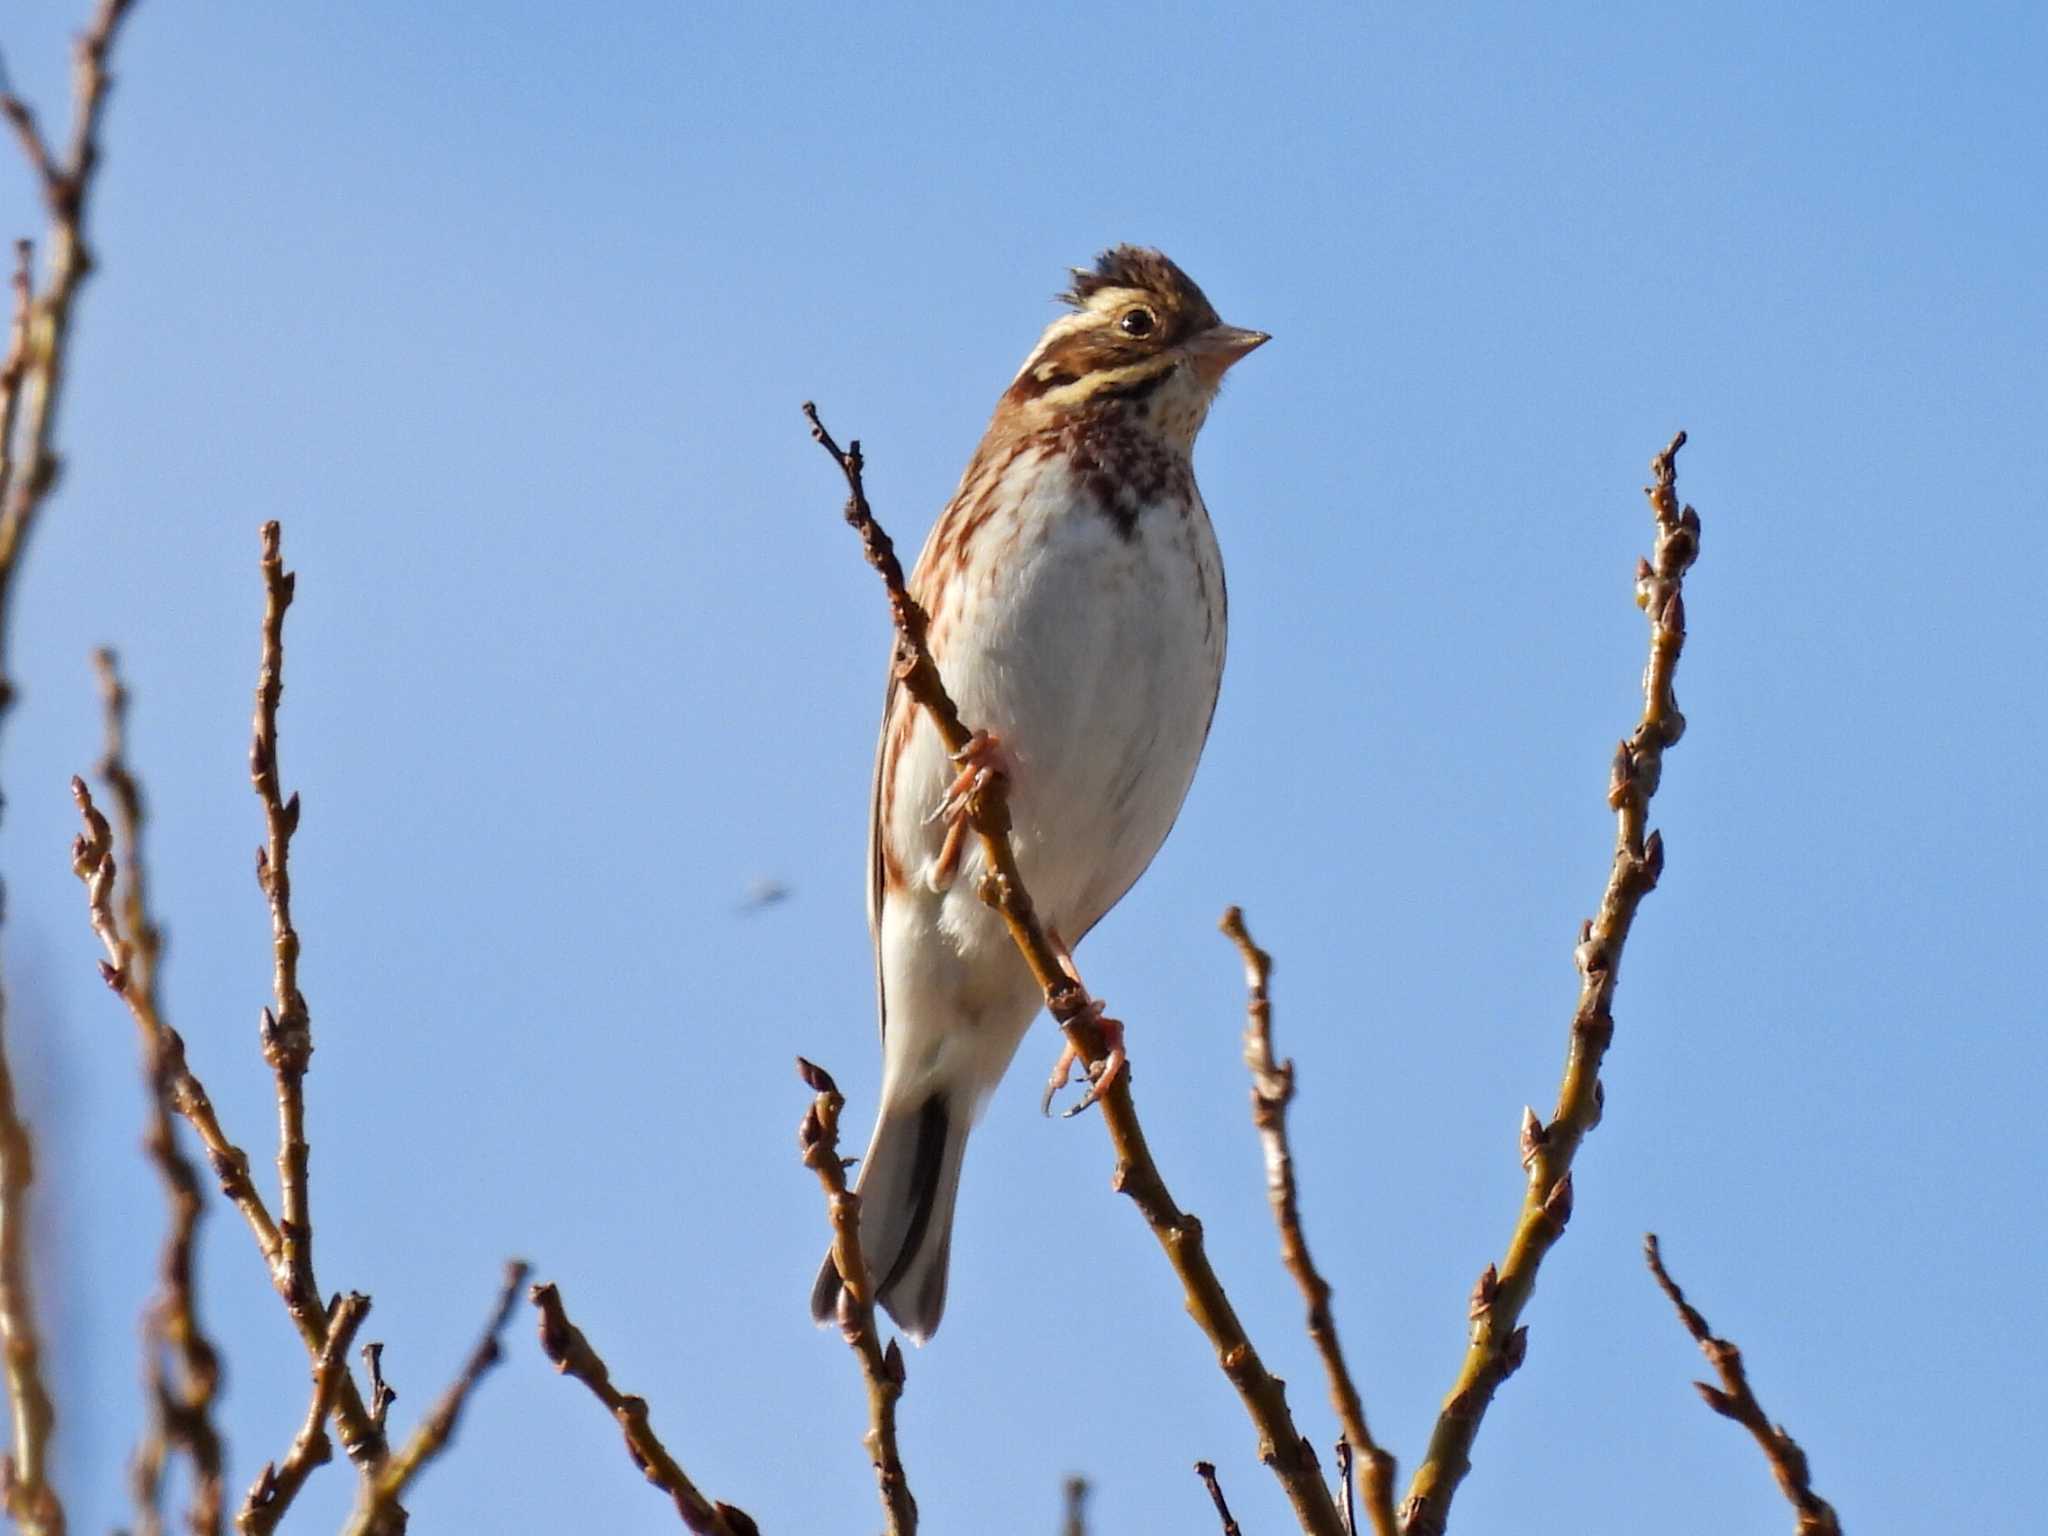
xmin=866 ymin=440 xmax=1010 ymax=1042
xmin=866 ymin=663 xmax=899 ymax=1042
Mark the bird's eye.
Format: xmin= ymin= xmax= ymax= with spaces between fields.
xmin=1119 ymin=307 xmax=1156 ymax=338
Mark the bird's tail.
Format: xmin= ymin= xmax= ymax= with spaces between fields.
xmin=810 ymin=1088 xmax=969 ymax=1344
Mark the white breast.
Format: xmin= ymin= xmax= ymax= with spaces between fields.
xmin=907 ymin=444 xmax=1226 ymax=943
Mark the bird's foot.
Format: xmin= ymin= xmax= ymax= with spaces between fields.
xmin=1039 ymin=927 xmax=1126 ymax=1117
xmin=1040 ymin=999 xmax=1127 ymax=1119
xmin=926 ymin=731 xmax=1008 ymax=891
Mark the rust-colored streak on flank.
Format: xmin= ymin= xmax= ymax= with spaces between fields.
xmin=875 ymin=702 xmax=916 ymax=896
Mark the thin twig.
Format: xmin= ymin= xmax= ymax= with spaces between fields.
xmin=1223 ymin=906 xmax=1396 ymax=1536
xmin=0 ymin=1034 xmax=60 ymax=1536
xmin=68 ymin=527 xmax=389 ymax=1494
xmin=342 ymin=1262 xmax=528 ymax=1536
xmin=0 ymin=0 xmax=140 ymax=715
xmin=1398 ymin=434 xmax=1701 ymax=1535
xmin=529 ymin=1281 xmax=758 ymax=1535
xmin=805 ymin=404 xmax=1343 ymax=1536
xmin=241 ymin=523 xmax=388 ymax=1476
xmin=1194 ymin=1462 xmax=1243 ymax=1536
xmin=1061 ymin=1476 xmax=1088 ymax=1536
xmin=0 ymin=9 xmax=142 ymax=1530
xmin=1335 ymin=1439 xmax=1356 ymax=1536
xmin=69 ymin=778 xmax=388 ymax=1457
xmin=0 ymin=242 xmax=30 ymax=586
xmin=237 ymin=1291 xmax=370 ymax=1536
xmin=250 ymin=520 xmax=318 ymax=1340
xmin=1644 ymin=1236 xmax=1842 ymax=1535
xmin=95 ymin=651 xmax=225 ymax=1536
xmin=71 ymin=778 xmax=280 ymax=1239
xmin=797 ymin=1057 xmax=916 ymax=1535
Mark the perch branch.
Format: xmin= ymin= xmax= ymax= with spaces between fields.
xmin=1398 ymin=434 xmax=1701 ymax=1534
xmin=0 ymin=8 xmax=141 ymax=1530
xmin=806 ymin=404 xmax=1342 ymax=1536
xmin=529 ymin=1281 xmax=758 ymax=1535
xmin=1644 ymin=1236 xmax=1841 ymax=1535
xmin=1222 ymin=906 xmax=1396 ymax=1536
xmin=94 ymin=651 xmax=225 ymax=1536
xmin=342 ymin=1262 xmax=527 ymax=1536
xmin=798 ymin=1057 xmax=915 ymax=1535
xmin=237 ymin=1291 xmax=370 ymax=1536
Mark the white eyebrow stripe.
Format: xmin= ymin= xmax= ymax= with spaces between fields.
xmin=1010 ymin=310 xmax=1097 ymax=385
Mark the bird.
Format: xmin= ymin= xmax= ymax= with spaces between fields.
xmin=812 ymin=246 xmax=1267 ymax=1342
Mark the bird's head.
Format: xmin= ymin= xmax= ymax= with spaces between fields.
xmin=1000 ymin=246 xmax=1267 ymax=446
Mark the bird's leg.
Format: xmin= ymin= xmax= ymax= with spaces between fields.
xmin=927 ymin=730 xmax=1009 ymax=891
xmin=1039 ymin=924 xmax=1128 ymax=1118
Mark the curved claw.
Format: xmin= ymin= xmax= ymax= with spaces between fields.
xmin=1062 ymin=1016 xmax=1127 ymax=1118
xmin=925 ymin=730 xmax=1009 ymax=825
xmin=925 ymin=731 xmax=1009 ymax=891
xmin=1041 ymin=997 xmax=1123 ymax=1118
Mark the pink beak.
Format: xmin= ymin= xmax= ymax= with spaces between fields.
xmin=1190 ymin=323 xmax=1271 ymax=383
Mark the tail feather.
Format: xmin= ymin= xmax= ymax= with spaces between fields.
xmin=810 ymin=1091 xmax=968 ymax=1343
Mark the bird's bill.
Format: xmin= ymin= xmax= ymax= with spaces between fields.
xmin=1189 ymin=323 xmax=1271 ymax=381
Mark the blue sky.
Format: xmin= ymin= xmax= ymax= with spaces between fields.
xmin=0 ymin=2 xmax=2041 ymax=1531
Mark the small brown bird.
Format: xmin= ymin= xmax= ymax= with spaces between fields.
xmin=813 ymin=248 xmax=1267 ymax=1340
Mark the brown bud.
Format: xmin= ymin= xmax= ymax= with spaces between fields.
xmin=1469 ymin=1263 xmax=1498 ymax=1319
xmin=1607 ymin=740 xmax=1633 ymax=808
xmin=1502 ymin=1325 xmax=1529 ymax=1375
xmin=1519 ymin=1107 xmax=1547 ymax=1169
xmin=1543 ymin=1172 xmax=1575 ymax=1231
xmin=1694 ymin=1381 xmax=1740 ymax=1420
xmin=1574 ymin=931 xmax=1608 ymax=975
xmin=794 ymin=1056 xmax=838 ymax=1096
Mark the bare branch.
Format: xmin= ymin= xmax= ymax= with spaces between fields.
xmin=1194 ymin=1462 xmax=1243 ymax=1536
xmin=0 ymin=0 xmax=142 ymax=711
xmin=1060 ymin=1476 xmax=1087 ymax=1536
xmin=1644 ymin=1236 xmax=1842 ymax=1535
xmin=68 ymin=779 xmax=391 ymax=1460
xmin=1335 ymin=1439 xmax=1356 ymax=1536
xmin=1399 ymin=434 xmax=1701 ymax=1535
xmin=806 ymin=405 xmax=1343 ymax=1536
xmin=94 ymin=650 xmax=225 ymax=1536
xmin=0 ymin=9 xmax=144 ymax=1529
xmin=67 ymin=526 xmax=393 ymax=1503
xmin=1223 ymin=906 xmax=1396 ymax=1536
xmin=250 ymin=520 xmax=318 ymax=1337
xmin=237 ymin=1291 xmax=370 ymax=1535
xmin=529 ymin=1281 xmax=758 ymax=1534
xmin=0 ymin=241 xmax=31 ymax=552
xmin=343 ymin=1262 xmax=528 ymax=1536
xmin=0 ymin=1040 xmax=61 ymax=1536
xmin=797 ymin=1057 xmax=916 ymax=1535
